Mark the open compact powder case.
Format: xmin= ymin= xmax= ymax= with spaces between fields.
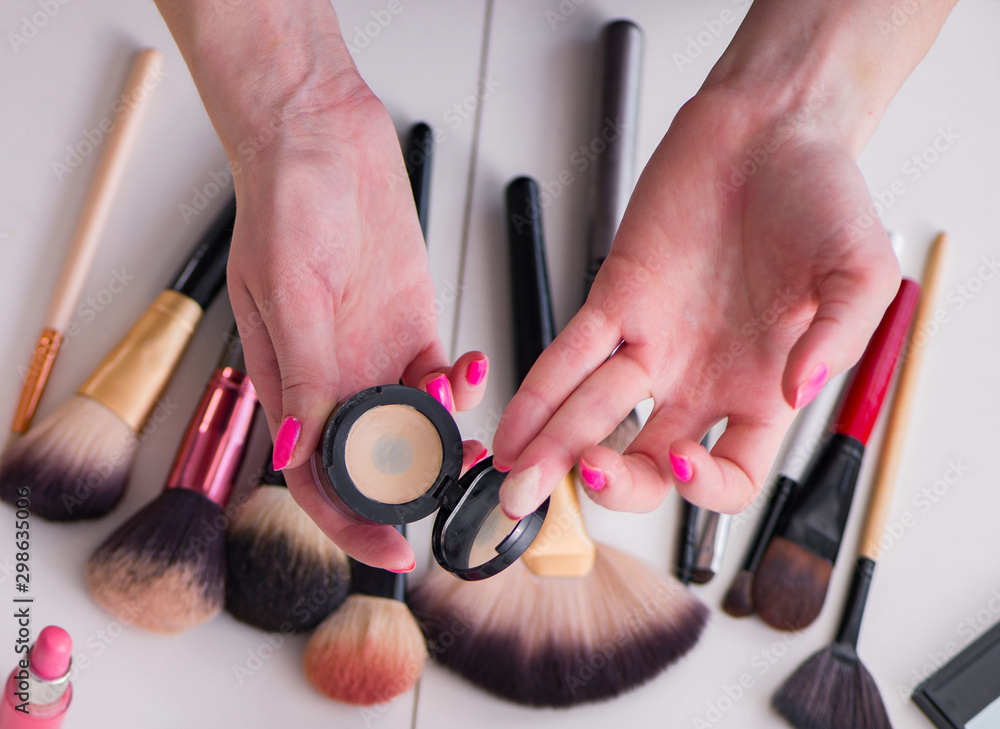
xmin=311 ymin=384 xmax=549 ymax=580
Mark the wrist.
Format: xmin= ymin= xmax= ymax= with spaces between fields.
xmin=156 ymin=0 xmax=372 ymax=165
xmin=702 ymin=0 xmax=957 ymax=156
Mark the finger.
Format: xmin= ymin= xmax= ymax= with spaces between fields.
xmin=462 ymin=440 xmax=489 ymax=474
xmin=576 ymin=405 xmax=712 ymax=512
xmin=783 ymin=231 xmax=901 ymax=409
xmin=417 ymin=371 xmax=456 ymax=414
xmin=255 ymin=279 xmax=342 ymax=472
xmin=493 ymin=304 xmax=622 ymax=469
xmin=284 ymin=464 xmax=416 ymax=572
xmin=229 ymin=280 xmax=281 ymax=433
xmin=448 ymin=351 xmax=489 ymax=412
xmin=498 ymin=349 xmax=651 ymax=519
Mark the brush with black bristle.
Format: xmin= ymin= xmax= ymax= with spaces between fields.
xmin=722 ymin=371 xmax=848 ymax=616
xmin=304 ymin=527 xmax=428 ymax=706
xmin=773 ymin=233 xmax=946 ymax=729
xmin=753 ymin=278 xmax=920 ymax=632
xmin=224 ymin=454 xmax=350 ymax=632
xmin=408 ymin=174 xmax=707 ymax=707
xmin=581 ymin=20 xmax=644 ymax=452
xmin=0 ymin=199 xmax=235 ymax=521
xmin=404 ymin=121 xmax=434 ymax=239
xmin=85 ymin=328 xmax=258 ymax=634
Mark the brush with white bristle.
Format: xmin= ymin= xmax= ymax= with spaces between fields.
xmin=224 ymin=454 xmax=350 ymax=632
xmin=86 ymin=329 xmax=257 ymax=634
xmin=304 ymin=528 xmax=427 ymax=706
xmin=0 ymin=199 xmax=235 ymax=521
xmin=407 ymin=174 xmax=707 ymax=707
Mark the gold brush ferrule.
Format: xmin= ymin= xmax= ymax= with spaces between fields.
xmin=78 ymin=290 xmax=203 ymax=431
xmin=10 ymin=327 xmax=64 ymax=433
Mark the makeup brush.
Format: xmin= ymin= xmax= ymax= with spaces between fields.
xmin=676 ymin=433 xmax=713 ymax=584
xmin=404 ymin=121 xmax=433 ymax=239
xmin=0 ymin=198 xmax=235 ymax=521
xmin=753 ymin=278 xmax=921 ymax=631
xmin=773 ymin=233 xmax=947 ymax=729
xmin=85 ymin=329 xmax=257 ymax=634
xmin=722 ymin=371 xmax=849 ymax=617
xmin=408 ymin=176 xmax=707 ymax=707
xmin=303 ymin=528 xmax=427 ymax=706
xmin=224 ymin=456 xmax=350 ymax=632
xmin=584 ymin=20 xmax=644 ymax=453
xmin=9 ymin=49 xmax=162 ymax=439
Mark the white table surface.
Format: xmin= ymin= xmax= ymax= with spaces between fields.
xmin=1 ymin=1 xmax=999 ymax=727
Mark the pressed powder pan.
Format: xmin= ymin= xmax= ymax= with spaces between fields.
xmin=312 ymin=384 xmax=548 ymax=580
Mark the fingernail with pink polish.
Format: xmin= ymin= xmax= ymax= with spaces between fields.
xmin=794 ymin=362 xmax=830 ymax=409
xmin=473 ymin=445 xmax=489 ymax=466
xmin=579 ymin=459 xmax=607 ymax=491
xmin=465 ymin=358 xmax=488 ymax=387
xmin=272 ymin=416 xmax=301 ymax=470
xmin=426 ymin=374 xmax=455 ymax=413
xmin=670 ymin=451 xmax=693 ymax=483
xmin=388 ymin=560 xmax=416 ymax=574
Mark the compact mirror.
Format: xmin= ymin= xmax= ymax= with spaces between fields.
xmin=313 ymin=384 xmax=548 ymax=579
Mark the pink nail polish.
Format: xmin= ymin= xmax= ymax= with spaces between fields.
xmin=473 ymin=445 xmax=489 ymax=466
xmin=670 ymin=451 xmax=693 ymax=483
xmin=579 ymin=459 xmax=606 ymax=491
xmin=465 ymin=358 xmax=488 ymax=387
xmin=794 ymin=362 xmax=830 ymax=409
xmin=388 ymin=560 xmax=416 ymax=574
xmin=493 ymin=461 xmax=511 ymax=473
xmin=426 ymin=374 xmax=455 ymax=413
xmin=272 ymin=416 xmax=301 ymax=470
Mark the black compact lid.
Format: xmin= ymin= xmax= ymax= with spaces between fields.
xmin=913 ymin=619 xmax=1000 ymax=728
xmin=317 ymin=384 xmax=547 ymax=579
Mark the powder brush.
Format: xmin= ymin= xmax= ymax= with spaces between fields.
xmin=85 ymin=327 xmax=257 ymax=633
xmin=0 ymin=198 xmax=235 ymax=520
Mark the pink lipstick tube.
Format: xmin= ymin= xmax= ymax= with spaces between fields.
xmin=165 ymin=332 xmax=257 ymax=508
xmin=0 ymin=626 xmax=73 ymax=729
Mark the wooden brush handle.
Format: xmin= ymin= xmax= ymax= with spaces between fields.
xmin=520 ymin=473 xmax=596 ymax=577
xmin=45 ymin=48 xmax=162 ymax=331
xmin=861 ymin=233 xmax=948 ymax=559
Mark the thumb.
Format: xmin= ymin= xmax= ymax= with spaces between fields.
xmin=782 ymin=235 xmax=901 ymax=409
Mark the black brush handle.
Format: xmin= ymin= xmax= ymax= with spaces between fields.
xmin=260 ymin=454 xmax=286 ymax=487
xmin=405 ymin=122 xmax=434 ymax=238
xmin=350 ymin=525 xmax=406 ymax=602
xmin=506 ymin=176 xmax=558 ymax=383
xmin=168 ymin=196 xmax=236 ymax=309
xmin=584 ymin=20 xmax=642 ymax=299
xmin=676 ymin=500 xmax=701 ymax=584
xmin=741 ymin=475 xmax=798 ymax=573
xmin=778 ymin=433 xmax=864 ymax=565
xmin=833 ymin=556 xmax=875 ymax=654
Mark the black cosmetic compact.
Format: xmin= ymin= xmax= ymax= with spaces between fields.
xmin=311 ymin=384 xmax=548 ymax=580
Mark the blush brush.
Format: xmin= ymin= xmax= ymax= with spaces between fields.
xmin=0 ymin=198 xmax=235 ymax=521
xmin=773 ymin=233 xmax=946 ymax=729
xmin=224 ymin=455 xmax=350 ymax=632
xmin=753 ymin=277 xmax=920 ymax=632
xmin=408 ymin=175 xmax=707 ymax=707
xmin=85 ymin=327 xmax=257 ymax=634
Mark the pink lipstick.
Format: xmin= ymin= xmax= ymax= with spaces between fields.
xmin=0 ymin=626 xmax=73 ymax=728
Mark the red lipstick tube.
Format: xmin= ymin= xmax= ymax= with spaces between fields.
xmin=165 ymin=333 xmax=257 ymax=508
